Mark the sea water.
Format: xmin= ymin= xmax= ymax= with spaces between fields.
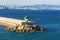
xmin=0 ymin=9 xmax=60 ymax=40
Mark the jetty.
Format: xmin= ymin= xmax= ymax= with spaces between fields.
xmin=0 ymin=17 xmax=45 ymax=32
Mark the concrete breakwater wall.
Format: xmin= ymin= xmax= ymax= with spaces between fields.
xmin=0 ymin=17 xmax=45 ymax=32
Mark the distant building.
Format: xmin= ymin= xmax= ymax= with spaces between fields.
xmin=0 ymin=5 xmax=8 ymax=9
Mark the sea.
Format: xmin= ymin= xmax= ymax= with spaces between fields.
xmin=0 ymin=9 xmax=60 ymax=40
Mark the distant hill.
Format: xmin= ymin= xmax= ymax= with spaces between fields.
xmin=0 ymin=4 xmax=60 ymax=10
xmin=17 ymin=4 xmax=60 ymax=10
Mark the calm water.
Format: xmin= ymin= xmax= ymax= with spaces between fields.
xmin=0 ymin=9 xmax=60 ymax=40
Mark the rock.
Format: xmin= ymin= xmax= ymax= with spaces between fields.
xmin=4 ymin=22 xmax=46 ymax=32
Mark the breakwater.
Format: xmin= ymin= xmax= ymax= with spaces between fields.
xmin=0 ymin=17 xmax=45 ymax=32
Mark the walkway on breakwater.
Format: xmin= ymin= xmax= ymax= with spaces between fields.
xmin=0 ymin=17 xmax=26 ymax=27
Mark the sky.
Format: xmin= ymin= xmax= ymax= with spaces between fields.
xmin=0 ymin=0 xmax=60 ymax=6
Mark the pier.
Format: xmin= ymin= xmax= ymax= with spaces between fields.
xmin=0 ymin=17 xmax=45 ymax=32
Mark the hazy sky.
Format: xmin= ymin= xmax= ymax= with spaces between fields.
xmin=0 ymin=0 xmax=60 ymax=6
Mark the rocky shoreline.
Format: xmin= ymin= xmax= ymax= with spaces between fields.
xmin=4 ymin=22 xmax=46 ymax=32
